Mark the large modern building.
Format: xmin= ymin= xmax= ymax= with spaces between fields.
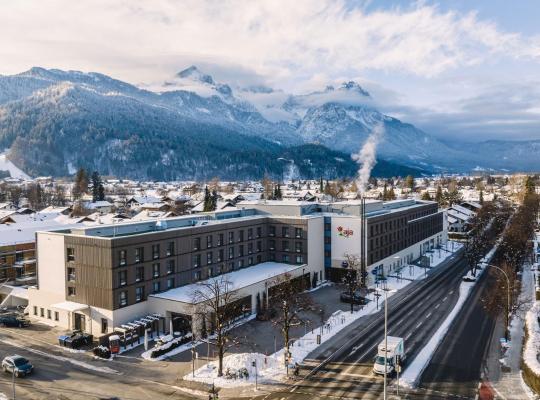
xmin=27 ymin=199 xmax=446 ymax=338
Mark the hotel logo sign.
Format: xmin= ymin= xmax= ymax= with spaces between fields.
xmin=337 ymin=226 xmax=354 ymax=238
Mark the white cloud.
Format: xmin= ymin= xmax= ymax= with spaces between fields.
xmin=1 ymin=0 xmax=539 ymax=87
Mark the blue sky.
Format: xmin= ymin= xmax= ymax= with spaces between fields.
xmin=1 ymin=0 xmax=540 ymax=142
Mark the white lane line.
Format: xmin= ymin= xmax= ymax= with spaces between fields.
xmin=434 ymin=303 xmax=441 ymax=309
xmin=449 ymin=290 xmax=454 ymax=294
xmin=425 ymin=312 xmax=432 ymax=319
xmin=415 ymin=321 xmax=423 ymax=329
xmin=442 ymin=296 xmax=448 ymax=301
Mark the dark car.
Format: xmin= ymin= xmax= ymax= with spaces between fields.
xmin=340 ymin=291 xmax=369 ymax=305
xmin=0 ymin=315 xmax=29 ymax=328
xmin=2 ymin=355 xmax=33 ymax=377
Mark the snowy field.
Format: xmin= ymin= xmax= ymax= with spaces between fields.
xmin=0 ymin=151 xmax=30 ymax=179
xmin=184 ymin=242 xmax=463 ymax=388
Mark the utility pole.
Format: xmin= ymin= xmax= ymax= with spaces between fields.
xmin=487 ymin=264 xmax=511 ymax=340
xmin=12 ymin=368 xmax=16 ymax=400
xmin=383 ymin=287 xmax=388 ymax=400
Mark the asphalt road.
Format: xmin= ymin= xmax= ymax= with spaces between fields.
xmin=253 ymin=248 xmax=473 ymax=400
xmin=419 ymin=264 xmax=498 ymax=399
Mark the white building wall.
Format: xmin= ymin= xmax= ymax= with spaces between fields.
xmin=330 ymin=216 xmax=363 ymax=266
xmin=307 ymin=217 xmax=325 ymax=283
xmin=36 ymin=232 xmax=66 ymax=295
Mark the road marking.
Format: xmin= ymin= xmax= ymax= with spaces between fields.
xmin=405 ymin=332 xmax=412 ymax=341
xmin=449 ymin=290 xmax=454 ymax=294
xmin=425 ymin=312 xmax=432 ymax=319
xmin=342 ymin=372 xmax=378 ymax=379
xmin=442 ymin=296 xmax=448 ymax=301
xmin=415 ymin=321 xmax=423 ymax=329
xmin=434 ymin=303 xmax=441 ymax=309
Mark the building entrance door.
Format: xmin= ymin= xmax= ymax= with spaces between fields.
xmin=74 ymin=313 xmax=85 ymax=331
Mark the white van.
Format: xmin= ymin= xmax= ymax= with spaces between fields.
xmin=373 ymin=336 xmax=405 ymax=375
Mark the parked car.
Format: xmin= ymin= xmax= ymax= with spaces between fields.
xmin=0 ymin=315 xmax=29 ymax=328
xmin=2 ymin=355 xmax=33 ymax=377
xmin=340 ymin=291 xmax=369 ymax=305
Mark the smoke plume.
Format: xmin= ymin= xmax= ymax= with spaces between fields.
xmin=352 ymin=123 xmax=384 ymax=194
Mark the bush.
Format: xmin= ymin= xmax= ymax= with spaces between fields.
xmin=150 ymin=333 xmax=192 ymax=358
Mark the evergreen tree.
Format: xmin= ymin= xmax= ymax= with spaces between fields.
xmin=388 ymin=186 xmax=396 ymax=200
xmin=479 ymin=189 xmax=484 ymax=205
xmin=211 ymin=189 xmax=218 ymax=210
xmin=405 ymin=175 xmax=415 ymax=191
xmin=73 ymin=168 xmax=89 ymax=200
xmin=203 ymin=186 xmax=212 ymax=212
xmin=98 ymin=181 xmax=105 ymax=201
xmin=421 ymin=191 xmax=432 ymax=201
xmin=275 ymin=184 xmax=282 ymax=200
xmin=435 ymin=185 xmax=444 ymax=206
xmin=319 ymin=177 xmax=324 ymax=192
xmin=91 ymin=171 xmax=102 ymax=202
xmin=382 ymin=183 xmax=388 ymax=200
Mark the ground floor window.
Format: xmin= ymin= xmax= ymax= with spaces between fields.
xmin=33 ymin=306 xmax=37 ymax=316
xmin=54 ymin=311 xmax=59 ymax=321
xmin=101 ymin=318 xmax=108 ymax=334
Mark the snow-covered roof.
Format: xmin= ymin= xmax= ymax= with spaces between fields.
xmin=150 ymin=262 xmax=305 ymax=304
xmin=50 ymin=301 xmax=89 ymax=312
xmin=450 ymin=204 xmax=475 ymax=217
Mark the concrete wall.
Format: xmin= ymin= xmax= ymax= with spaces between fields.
xmin=307 ymin=217 xmax=325 ymax=282
xmin=330 ymin=215 xmax=363 ymax=266
xmin=36 ymin=232 xmax=66 ymax=296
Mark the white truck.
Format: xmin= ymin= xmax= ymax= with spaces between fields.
xmin=373 ymin=336 xmax=405 ymax=375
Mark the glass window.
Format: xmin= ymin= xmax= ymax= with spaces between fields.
xmin=68 ymin=287 xmax=76 ymax=296
xmin=47 ymin=309 xmax=51 ymax=319
xmin=193 ymin=238 xmax=201 ymax=251
xmin=54 ymin=311 xmax=59 ymax=321
xmin=268 ymin=226 xmax=275 ymax=236
xmin=296 ymin=255 xmax=304 ymax=264
xmin=248 ymin=228 xmax=253 ymax=240
xmin=228 ymin=247 xmax=234 ymax=259
xmin=67 ymin=267 xmax=76 ymax=282
xmin=257 ymin=241 xmax=262 ymax=252
xmin=136 ymin=266 xmax=144 ymax=282
xmin=101 ymin=318 xmax=108 ymax=334
xmin=135 ymin=247 xmax=144 ymax=263
xmin=193 ymin=254 xmax=201 ymax=267
xmin=40 ymin=308 xmax=44 ymax=317
xmin=152 ymin=244 xmax=160 ymax=259
xmin=282 ymin=227 xmax=289 ymax=237
xmin=238 ymin=230 xmax=244 ymax=242
xmin=167 ymin=278 xmax=175 ymax=289
xmin=119 ymin=250 xmax=127 ymax=266
xmin=206 ymin=235 xmax=213 ymax=248
xmin=152 ymin=263 xmax=160 ymax=277
xmin=135 ymin=286 xmax=144 ymax=302
xmin=152 ymin=281 xmax=161 ymax=294
xmin=239 ymin=245 xmax=244 ymax=257
xmin=248 ymin=242 xmax=253 ymax=254
xmin=295 ymin=242 xmax=303 ymax=253
xmin=33 ymin=306 xmax=37 ymax=316
xmin=282 ymin=254 xmax=290 ymax=263
xmin=207 ymin=252 xmax=213 ymax=265
xmin=295 ymin=228 xmax=303 ymax=238
xmin=256 ymin=227 xmax=262 ymax=238
xmin=66 ymin=247 xmax=75 ymax=262
xmin=194 ymin=270 xmax=201 ymax=281
xmin=228 ymin=232 xmax=234 ymax=243
xmin=167 ymin=259 xmax=175 ymax=274
xmin=218 ymin=233 xmax=224 ymax=246
xmin=119 ymin=291 xmax=128 ymax=307
xmin=167 ymin=242 xmax=175 ymax=256
xmin=282 ymin=241 xmax=290 ymax=252
xmin=118 ymin=270 xmax=127 ymax=286
xmin=218 ymin=249 xmax=224 ymax=262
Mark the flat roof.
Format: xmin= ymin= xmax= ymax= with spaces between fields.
xmin=150 ymin=262 xmax=306 ymax=304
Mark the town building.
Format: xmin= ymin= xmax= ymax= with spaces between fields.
xmin=27 ymin=199 xmax=446 ymax=338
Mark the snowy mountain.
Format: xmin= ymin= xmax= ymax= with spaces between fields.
xmin=0 ymin=66 xmax=537 ymax=179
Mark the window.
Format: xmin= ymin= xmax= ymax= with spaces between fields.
xmin=101 ymin=318 xmax=108 ymax=334
xmin=167 ymin=259 xmax=175 ymax=274
xmin=295 ymin=242 xmax=303 ymax=253
xmin=40 ymin=308 xmax=44 ymax=317
xmin=256 ymin=255 xmax=262 ymax=263
xmin=248 ymin=242 xmax=253 ymax=254
xmin=167 ymin=242 xmax=175 ymax=256
xmin=206 ymin=235 xmax=213 ymax=248
xmin=193 ymin=254 xmax=201 ymax=267
xmin=194 ymin=238 xmax=201 ymax=251
xmin=282 ymin=227 xmax=289 ymax=237
xmin=207 ymin=252 xmax=213 ymax=265
xmin=248 ymin=257 xmax=253 ymax=266
xmin=67 ymin=267 xmax=76 ymax=282
xmin=66 ymin=247 xmax=75 ymax=262
xmin=68 ymin=287 xmax=76 ymax=296
xmin=237 ymin=259 xmax=244 ymax=269
xmin=194 ymin=271 xmax=201 ymax=281
xmin=152 ymin=263 xmax=160 ymax=277
xmin=135 ymin=286 xmax=144 ymax=302
xmin=218 ymin=233 xmax=224 ymax=246
xmin=33 ymin=306 xmax=37 ymax=316
xmin=295 ymin=228 xmax=303 ymax=238
xmin=208 ymin=267 xmax=213 ymax=277
xmin=248 ymin=228 xmax=253 ymax=240
xmin=324 ymin=236 xmax=331 ymax=244
xmin=152 ymin=244 xmax=160 ymax=259
xmin=269 ymin=240 xmax=275 ymax=251
xmin=118 ymin=270 xmax=127 ymax=286
xmin=119 ymin=291 xmax=128 ymax=307
xmin=54 ymin=311 xmax=59 ymax=321
xmin=47 ymin=309 xmax=51 ymax=319
xmin=228 ymin=262 xmax=234 ymax=271
xmin=282 ymin=254 xmax=290 ymax=263
xmin=228 ymin=232 xmax=234 ymax=243
xmin=135 ymin=247 xmax=144 ymax=263
xmin=269 ymin=253 xmax=276 ymax=261
xmin=324 ymin=223 xmax=331 ymax=231
xmin=119 ymin=250 xmax=127 ymax=266
xmin=228 ymin=247 xmax=234 ymax=259
xmin=282 ymin=241 xmax=290 ymax=252
xmin=238 ymin=230 xmax=244 ymax=242
xmin=239 ymin=245 xmax=244 ymax=257
xmin=295 ymin=255 xmax=304 ymax=264
xmin=136 ymin=266 xmax=144 ymax=282
xmin=256 ymin=227 xmax=262 ymax=238
xmin=167 ymin=278 xmax=175 ymax=289
xmin=268 ymin=226 xmax=276 ymax=237
xmin=257 ymin=241 xmax=262 ymax=252
xmin=218 ymin=249 xmax=224 ymax=262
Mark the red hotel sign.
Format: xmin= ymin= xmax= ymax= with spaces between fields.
xmin=337 ymin=226 xmax=354 ymax=238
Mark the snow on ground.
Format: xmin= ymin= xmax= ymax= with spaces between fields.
xmin=401 ymin=242 xmax=498 ymax=388
xmin=0 ymin=151 xmax=30 ymax=179
xmin=0 ymin=338 xmax=120 ymax=375
xmin=0 ymin=392 xmax=6 ymax=400
xmin=524 ymin=302 xmax=540 ymax=375
xmin=185 ymin=242 xmax=462 ymax=387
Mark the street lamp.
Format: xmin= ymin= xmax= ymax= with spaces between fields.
xmin=376 ymin=287 xmax=396 ymax=400
xmin=486 ymin=263 xmax=511 ymax=341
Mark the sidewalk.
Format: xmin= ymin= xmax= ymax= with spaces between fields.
xmin=486 ymin=263 xmax=538 ymax=399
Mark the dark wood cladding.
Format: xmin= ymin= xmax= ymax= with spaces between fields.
xmin=63 ymin=216 xmax=308 ymax=311
xmin=65 ymin=235 xmax=113 ymax=309
xmin=367 ymin=203 xmax=443 ymax=265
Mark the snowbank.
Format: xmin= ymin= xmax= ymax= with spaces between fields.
xmin=524 ymin=303 xmax=540 ymax=375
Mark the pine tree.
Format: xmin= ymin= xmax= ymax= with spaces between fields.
xmin=382 ymin=183 xmax=388 ymax=200
xmin=388 ymin=186 xmax=396 ymax=200
xmin=98 ymin=181 xmax=105 ymax=201
xmin=211 ymin=190 xmax=218 ymax=210
xmin=405 ymin=175 xmax=415 ymax=192
xmin=435 ymin=185 xmax=444 ymax=206
xmin=91 ymin=171 xmax=102 ymax=202
xmin=73 ymin=168 xmax=89 ymax=200
xmin=203 ymin=186 xmax=212 ymax=212
xmin=479 ymin=189 xmax=484 ymax=205
xmin=319 ymin=177 xmax=323 ymax=192
xmin=421 ymin=191 xmax=432 ymax=201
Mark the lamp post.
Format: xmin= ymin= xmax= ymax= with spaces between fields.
xmin=376 ymin=287 xmax=395 ymax=400
xmin=486 ymin=263 xmax=511 ymax=341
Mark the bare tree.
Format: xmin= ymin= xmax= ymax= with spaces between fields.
xmin=191 ymin=276 xmax=242 ymax=377
xmin=269 ymin=273 xmax=313 ymax=367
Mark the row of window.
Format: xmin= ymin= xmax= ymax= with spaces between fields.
xmin=118 ymin=277 xmax=176 ymax=306
xmin=33 ymin=306 xmax=59 ymax=321
xmin=268 ymin=226 xmax=303 ymax=238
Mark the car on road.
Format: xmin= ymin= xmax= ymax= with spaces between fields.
xmin=2 ymin=355 xmax=33 ymax=377
xmin=0 ymin=315 xmax=30 ymax=327
xmin=462 ymin=272 xmax=477 ymax=282
xmin=340 ymin=291 xmax=369 ymax=305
